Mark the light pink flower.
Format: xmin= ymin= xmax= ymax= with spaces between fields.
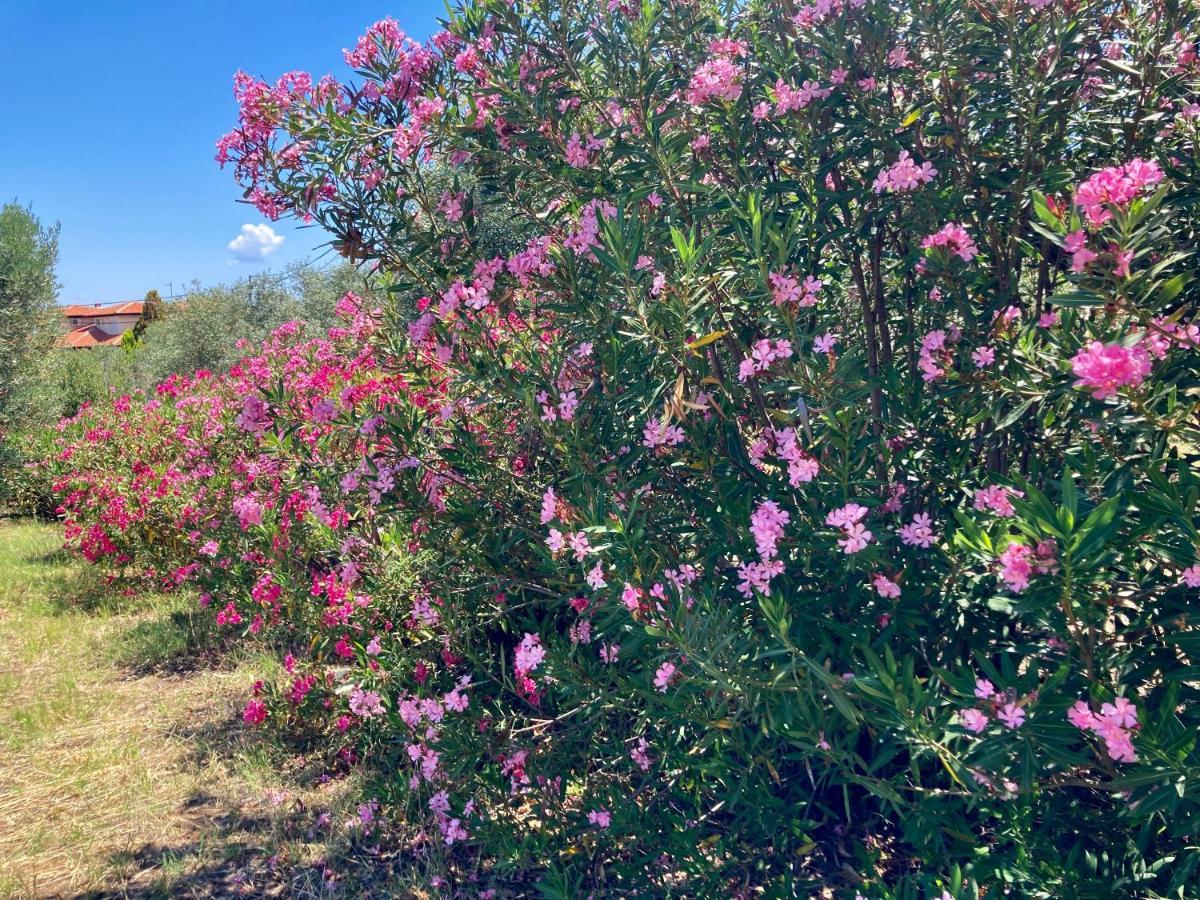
xmin=872 ymin=573 xmax=901 ymax=598
xmin=899 ymin=512 xmax=937 ymax=548
xmin=972 ymin=346 xmax=996 ymax=369
xmin=873 ymin=151 xmax=938 ymax=193
xmin=654 ymin=661 xmax=677 ymax=692
xmin=1182 ymin=564 xmax=1200 ymax=588
xmin=749 ymin=499 xmax=790 ymax=560
xmin=998 ymin=702 xmax=1026 ymax=729
xmin=514 ymin=632 xmax=546 ymax=675
xmin=960 ymin=709 xmax=989 ymax=733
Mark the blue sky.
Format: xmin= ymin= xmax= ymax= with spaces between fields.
xmin=0 ymin=2 xmax=445 ymax=304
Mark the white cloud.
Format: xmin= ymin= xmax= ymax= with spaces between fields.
xmin=227 ymin=223 xmax=285 ymax=263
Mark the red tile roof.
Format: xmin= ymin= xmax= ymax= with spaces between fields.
xmin=61 ymin=301 xmax=144 ymax=317
xmin=58 ymin=325 xmax=125 ymax=348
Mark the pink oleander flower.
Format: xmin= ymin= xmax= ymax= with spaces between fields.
xmin=235 ymin=394 xmax=272 ymax=436
xmin=898 ymin=512 xmax=937 ymax=548
xmin=1065 ymin=230 xmax=1099 ymax=273
xmin=918 ymin=328 xmax=954 ymax=382
xmin=1111 ymin=246 xmax=1133 ymax=278
xmin=736 ymin=559 xmax=785 ymax=596
xmin=242 ymin=699 xmax=268 ymax=725
xmin=837 ymin=523 xmax=873 ymax=554
xmin=588 ymin=809 xmax=612 ymax=828
xmin=873 ymin=151 xmax=937 ymax=193
xmin=1070 ymin=340 xmax=1152 ymax=400
xmin=774 ymin=427 xmax=819 ymax=487
xmin=630 ymin=737 xmax=652 ymax=771
xmin=960 ymin=708 xmax=989 ymax=733
xmin=438 ymin=190 xmax=465 ymax=222
xmin=973 ymin=484 xmax=1022 ymax=517
xmin=540 ymin=486 xmax=558 ymax=524
xmin=442 ymin=818 xmax=468 ymax=845
xmin=654 ymin=661 xmax=677 ymax=692
xmin=872 ymin=573 xmax=901 ymax=598
xmin=233 ymin=495 xmax=264 ymax=529
xmin=643 ymin=417 xmax=686 ymax=449
xmin=586 ymin=562 xmax=608 ymax=590
xmin=1182 ymin=564 xmax=1200 ymax=588
xmin=921 ymin=223 xmax=978 ymax=262
xmin=599 ymin=642 xmax=620 ymax=664
xmin=974 ymin=678 xmax=995 ymax=700
xmin=813 ymin=332 xmax=838 ymax=355
xmin=349 ymin=686 xmax=385 ymax=719
xmin=1067 ymin=700 xmax=1098 ymax=730
xmin=686 ymin=57 xmax=743 ymax=105
xmin=1074 ymin=158 xmax=1164 ymax=226
xmin=737 ymin=338 xmax=793 ymax=381
xmin=768 ymin=271 xmax=820 ymax=308
xmin=972 ymin=346 xmax=996 ymax=369
xmin=887 ymin=45 xmax=911 ymax=68
xmin=749 ymin=499 xmax=790 ymax=560
xmin=1101 ymin=697 xmax=1138 ymax=729
xmin=998 ymin=702 xmax=1026 ymax=729
xmin=826 ymin=503 xmax=869 ymax=529
xmin=567 ymin=530 xmax=592 ymax=561
xmin=564 ymin=132 xmax=594 ymax=168
xmin=773 ymin=78 xmax=829 ymax=114
xmin=826 ymin=503 xmax=873 ymax=553
xmin=1145 ymin=319 xmax=1200 ymax=358
xmin=514 ymin=632 xmax=546 ymax=675
xmin=1069 ymin=696 xmax=1139 ymax=762
xmin=998 ymin=542 xmax=1034 ymax=592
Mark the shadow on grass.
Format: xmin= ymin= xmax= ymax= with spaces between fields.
xmin=117 ymin=608 xmax=228 ymax=676
xmin=82 ymin=707 xmax=439 ymax=900
xmin=64 ymin=709 xmax=341 ymax=899
xmin=30 ymin=546 xmax=75 ymax=567
xmin=76 ymin=712 xmax=409 ymax=900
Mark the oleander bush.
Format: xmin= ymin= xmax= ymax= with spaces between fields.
xmin=43 ymin=0 xmax=1200 ymax=895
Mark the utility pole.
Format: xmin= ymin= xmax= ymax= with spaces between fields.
xmin=167 ymin=281 xmax=174 ymax=300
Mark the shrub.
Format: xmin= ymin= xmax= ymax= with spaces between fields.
xmin=47 ymin=0 xmax=1200 ymax=895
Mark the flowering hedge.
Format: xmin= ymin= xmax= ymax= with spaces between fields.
xmin=45 ymin=0 xmax=1200 ymax=894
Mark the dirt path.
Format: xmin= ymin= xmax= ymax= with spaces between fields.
xmin=0 ymin=521 xmax=359 ymax=899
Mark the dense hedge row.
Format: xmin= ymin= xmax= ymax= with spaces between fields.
xmin=45 ymin=0 xmax=1200 ymax=895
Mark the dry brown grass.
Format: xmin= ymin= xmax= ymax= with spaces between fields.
xmin=0 ymin=521 xmax=369 ymax=899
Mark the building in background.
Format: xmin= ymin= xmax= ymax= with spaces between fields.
xmin=58 ymin=301 xmax=144 ymax=348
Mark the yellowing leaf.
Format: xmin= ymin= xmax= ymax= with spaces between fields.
xmin=900 ymin=109 xmax=921 ymax=128
xmin=686 ymin=330 xmax=728 ymax=350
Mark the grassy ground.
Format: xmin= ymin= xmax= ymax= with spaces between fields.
xmin=0 ymin=519 xmax=370 ymax=899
